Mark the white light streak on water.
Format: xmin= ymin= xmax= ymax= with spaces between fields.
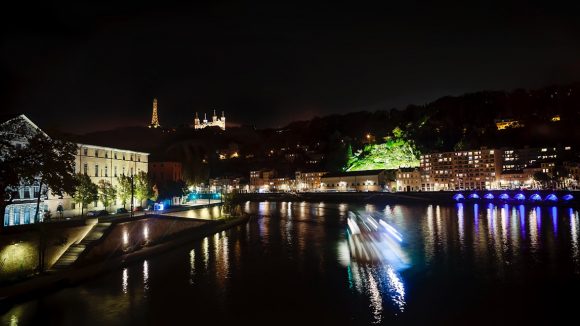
xmin=122 ymin=268 xmax=128 ymax=294
xmin=189 ymin=249 xmax=195 ymax=285
xmin=143 ymin=260 xmax=149 ymax=294
xmin=386 ymin=265 xmax=406 ymax=313
xmin=367 ymin=271 xmax=383 ymax=324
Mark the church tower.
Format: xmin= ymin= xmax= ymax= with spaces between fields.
xmin=220 ymin=111 xmax=226 ymax=129
xmin=148 ymin=98 xmax=160 ymax=128
xmin=194 ymin=112 xmax=200 ymax=129
xmin=192 ymin=110 xmax=226 ymax=130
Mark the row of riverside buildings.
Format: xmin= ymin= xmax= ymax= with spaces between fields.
xmin=1 ymin=114 xmax=184 ymax=227
xmin=243 ymin=146 xmax=578 ymax=193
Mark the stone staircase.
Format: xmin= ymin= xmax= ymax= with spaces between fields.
xmin=50 ymin=222 xmax=112 ymax=271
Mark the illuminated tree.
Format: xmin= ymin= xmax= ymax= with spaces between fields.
xmin=0 ymin=126 xmax=26 ymax=229
xmin=135 ymin=172 xmax=155 ymax=207
xmin=346 ymin=128 xmax=420 ymax=171
xmin=98 ymin=180 xmax=117 ymax=212
xmin=532 ymin=172 xmax=551 ymax=189
xmin=116 ymin=175 xmax=132 ymax=209
xmin=73 ymin=174 xmax=98 ymax=216
xmin=19 ymin=134 xmax=77 ymax=221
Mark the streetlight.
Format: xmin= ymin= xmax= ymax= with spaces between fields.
xmin=130 ymin=175 xmax=135 ymax=218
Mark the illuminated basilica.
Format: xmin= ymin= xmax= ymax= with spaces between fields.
xmin=194 ymin=110 xmax=226 ymax=130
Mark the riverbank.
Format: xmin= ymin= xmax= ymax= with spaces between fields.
xmin=0 ymin=213 xmax=250 ymax=304
xmin=235 ymin=190 xmax=579 ymax=207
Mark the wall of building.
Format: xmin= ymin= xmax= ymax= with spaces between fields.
xmin=321 ymin=174 xmax=382 ymax=192
xmin=149 ymin=161 xmax=182 ymax=184
xmin=421 ymin=149 xmax=501 ymax=191
xmin=46 ymin=144 xmax=149 ymax=218
xmin=396 ymin=169 xmax=421 ymax=191
xmin=295 ymin=171 xmax=326 ymax=191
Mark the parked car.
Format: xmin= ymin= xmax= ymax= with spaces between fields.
xmin=115 ymin=208 xmax=128 ymax=214
xmin=133 ymin=206 xmax=144 ymax=212
xmin=86 ymin=210 xmax=109 ymax=217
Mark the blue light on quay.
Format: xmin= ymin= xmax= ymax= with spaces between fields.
xmin=514 ymin=193 xmax=526 ymax=201
xmin=529 ymin=194 xmax=542 ymax=201
xmin=468 ymin=193 xmax=479 ymax=199
xmin=545 ymin=194 xmax=558 ymax=202
xmin=453 ymin=194 xmax=465 ymax=201
xmin=499 ymin=193 xmax=510 ymax=200
xmin=483 ymin=193 xmax=494 ymax=200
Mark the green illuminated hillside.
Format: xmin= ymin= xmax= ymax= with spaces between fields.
xmin=346 ymin=128 xmax=420 ymax=171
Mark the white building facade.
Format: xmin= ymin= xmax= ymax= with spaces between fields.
xmin=51 ymin=144 xmax=149 ymax=217
xmin=1 ymin=115 xmax=149 ymax=225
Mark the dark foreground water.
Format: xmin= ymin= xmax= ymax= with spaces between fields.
xmin=2 ymin=201 xmax=580 ymax=325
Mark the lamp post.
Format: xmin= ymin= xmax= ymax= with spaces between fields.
xmin=130 ymin=175 xmax=134 ymax=218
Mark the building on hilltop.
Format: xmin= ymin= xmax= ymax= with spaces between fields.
xmin=194 ymin=110 xmax=225 ymax=130
xmin=495 ymin=118 xmax=523 ymax=130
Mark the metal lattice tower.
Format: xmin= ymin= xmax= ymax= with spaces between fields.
xmin=149 ymin=98 xmax=160 ymax=128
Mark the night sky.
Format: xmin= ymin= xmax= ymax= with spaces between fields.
xmin=3 ymin=1 xmax=580 ymax=133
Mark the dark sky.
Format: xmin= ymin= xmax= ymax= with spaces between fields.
xmin=2 ymin=1 xmax=580 ymax=133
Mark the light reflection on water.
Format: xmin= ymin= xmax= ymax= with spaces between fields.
xmin=121 ymin=268 xmax=128 ymax=294
xmin=143 ymin=260 xmax=149 ymax=295
xmin=3 ymin=201 xmax=580 ymax=325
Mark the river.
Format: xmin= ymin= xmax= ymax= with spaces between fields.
xmin=2 ymin=201 xmax=580 ymax=325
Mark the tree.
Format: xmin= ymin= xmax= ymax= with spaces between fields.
xmin=134 ymin=172 xmax=155 ymax=207
xmin=19 ymin=134 xmax=77 ymax=222
xmin=392 ymin=126 xmax=404 ymax=139
xmin=117 ymin=175 xmax=132 ymax=209
xmin=552 ymin=166 xmax=569 ymax=189
xmin=98 ymin=180 xmax=116 ymax=212
xmin=532 ymin=172 xmax=551 ymax=189
xmin=346 ymin=138 xmax=420 ymax=171
xmin=157 ymin=179 xmax=186 ymax=200
xmin=10 ymin=132 xmax=77 ymax=272
xmin=73 ymin=174 xmax=98 ymax=216
xmin=0 ymin=129 xmax=26 ymax=229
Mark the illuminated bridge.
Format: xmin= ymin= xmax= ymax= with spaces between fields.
xmin=452 ymin=190 xmax=575 ymax=205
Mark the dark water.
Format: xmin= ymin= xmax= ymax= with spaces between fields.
xmin=2 ymin=201 xmax=580 ymax=325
